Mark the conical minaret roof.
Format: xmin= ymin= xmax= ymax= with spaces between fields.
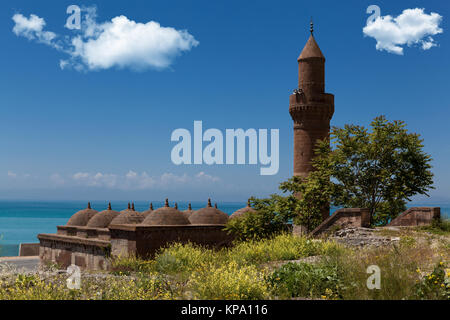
xmin=298 ymin=35 xmax=324 ymax=60
xmin=298 ymin=21 xmax=325 ymax=60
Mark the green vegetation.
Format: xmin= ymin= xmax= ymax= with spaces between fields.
xmin=267 ymin=241 xmax=449 ymax=300
xmin=224 ymin=195 xmax=296 ymax=241
xmin=227 ymin=116 xmax=435 ymax=239
xmin=0 ymin=272 xmax=179 ymax=300
xmin=112 ymin=234 xmax=334 ymax=275
xmin=188 ymin=261 xmax=269 ymax=299
xmin=268 ymin=261 xmax=341 ymax=299
xmin=0 ymin=231 xmax=448 ymax=300
xmin=419 ymin=219 xmax=450 ymax=236
xmin=297 ymin=115 xmax=434 ymax=227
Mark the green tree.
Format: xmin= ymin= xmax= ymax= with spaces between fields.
xmin=290 ymin=115 xmax=434 ymax=226
xmin=225 ymin=195 xmax=297 ymax=241
xmin=226 ymin=116 xmax=434 ymax=239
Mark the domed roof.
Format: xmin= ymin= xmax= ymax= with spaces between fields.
xmin=230 ymin=199 xmax=257 ymax=219
xmin=182 ymin=203 xmax=195 ymax=219
xmin=189 ymin=199 xmax=229 ymax=225
xmin=86 ymin=203 xmax=121 ymax=228
xmin=111 ymin=203 xmax=144 ymax=225
xmin=120 ymin=202 xmax=132 ymax=213
xmin=141 ymin=199 xmax=190 ymax=226
xmin=66 ymin=202 xmax=98 ymax=226
xmin=141 ymin=202 xmax=154 ymax=218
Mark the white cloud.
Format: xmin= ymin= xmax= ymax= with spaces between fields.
xmin=12 ymin=13 xmax=58 ymax=48
xmin=12 ymin=7 xmax=199 ymax=71
xmin=123 ymin=171 xmax=156 ymax=189
xmin=196 ymin=171 xmax=220 ymax=182
xmin=50 ymin=173 xmax=65 ymax=185
xmin=7 ymin=171 xmax=17 ymax=178
xmin=72 ymin=172 xmax=89 ymax=180
xmin=70 ymin=171 xmax=219 ymax=190
xmin=72 ymin=172 xmax=117 ymax=188
xmin=70 ymin=16 xmax=199 ymax=70
xmin=363 ymin=8 xmax=443 ymax=55
xmin=160 ymin=172 xmax=189 ymax=186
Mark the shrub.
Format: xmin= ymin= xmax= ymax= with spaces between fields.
xmin=268 ymin=262 xmax=341 ymax=299
xmin=0 ymin=273 xmax=178 ymax=300
xmin=317 ymin=243 xmax=441 ymax=300
xmin=96 ymin=274 xmax=177 ymax=300
xmin=267 ymin=240 xmax=448 ymax=300
xmin=111 ymin=255 xmax=154 ymax=275
xmin=419 ymin=219 xmax=450 ymax=236
xmin=224 ymin=196 xmax=296 ymax=241
xmin=0 ymin=274 xmax=75 ymax=300
xmin=153 ymin=242 xmax=216 ymax=274
xmin=414 ymin=261 xmax=449 ymax=300
xmin=188 ymin=261 xmax=270 ymax=300
xmin=227 ymin=234 xmax=327 ymax=265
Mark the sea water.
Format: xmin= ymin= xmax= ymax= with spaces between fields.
xmin=0 ymin=200 xmax=244 ymax=257
xmin=0 ymin=200 xmax=448 ymax=257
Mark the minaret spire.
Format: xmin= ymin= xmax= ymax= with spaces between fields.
xmin=310 ymin=18 xmax=314 ymax=35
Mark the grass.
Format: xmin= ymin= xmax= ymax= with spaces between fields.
xmin=0 ymin=232 xmax=448 ymax=300
xmin=0 ymin=272 xmax=180 ymax=300
xmin=111 ymin=234 xmax=334 ymax=276
xmin=267 ymin=242 xmax=449 ymax=300
xmin=188 ymin=261 xmax=270 ymax=300
xmin=419 ymin=219 xmax=450 ymax=236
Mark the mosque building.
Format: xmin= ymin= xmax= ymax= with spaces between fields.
xmin=37 ymin=23 xmax=439 ymax=270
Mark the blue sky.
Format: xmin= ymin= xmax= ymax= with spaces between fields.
xmin=0 ymin=0 xmax=449 ymax=203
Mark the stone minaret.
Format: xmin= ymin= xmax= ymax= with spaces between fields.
xmin=289 ymin=22 xmax=334 ymax=220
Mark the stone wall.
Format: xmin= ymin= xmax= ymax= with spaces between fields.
xmin=109 ymin=224 xmax=234 ymax=259
xmin=311 ymin=208 xmax=370 ymax=237
xmin=38 ymin=233 xmax=111 ymax=270
xmin=57 ymin=226 xmax=110 ymax=240
xmin=388 ymin=207 xmax=440 ymax=227
xmin=19 ymin=243 xmax=40 ymax=256
xmin=39 ymin=224 xmax=233 ymax=270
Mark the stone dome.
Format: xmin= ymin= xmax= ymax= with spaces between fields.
xmin=230 ymin=199 xmax=257 ymax=219
xmin=111 ymin=203 xmax=144 ymax=225
xmin=141 ymin=199 xmax=190 ymax=226
xmin=66 ymin=202 xmax=98 ymax=226
xmin=120 ymin=202 xmax=132 ymax=213
xmin=182 ymin=203 xmax=195 ymax=219
xmin=189 ymin=199 xmax=229 ymax=225
xmin=86 ymin=203 xmax=121 ymax=228
xmin=141 ymin=203 xmax=154 ymax=218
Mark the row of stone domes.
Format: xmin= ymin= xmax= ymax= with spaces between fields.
xmin=67 ymin=199 xmax=256 ymax=228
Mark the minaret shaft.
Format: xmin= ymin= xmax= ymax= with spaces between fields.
xmin=289 ymin=31 xmax=334 ymax=220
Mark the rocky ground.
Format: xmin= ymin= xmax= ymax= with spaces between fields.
xmin=330 ymin=227 xmax=401 ymax=247
xmin=0 ymin=256 xmax=39 ymax=275
xmin=328 ymin=225 xmax=450 ymax=253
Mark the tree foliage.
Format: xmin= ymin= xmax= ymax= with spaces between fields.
xmin=226 ymin=116 xmax=434 ymax=240
xmin=224 ymin=195 xmax=297 ymax=241
xmin=290 ymin=115 xmax=434 ymax=226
